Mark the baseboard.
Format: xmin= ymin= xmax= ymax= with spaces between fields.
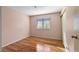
xmin=30 ymin=36 xmax=62 ymax=41
xmin=2 ymin=36 xmax=29 ymax=47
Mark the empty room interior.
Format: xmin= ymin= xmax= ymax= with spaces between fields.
xmin=0 ymin=6 xmax=79 ymax=52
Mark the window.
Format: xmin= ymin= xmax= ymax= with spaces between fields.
xmin=37 ymin=18 xmax=50 ymax=29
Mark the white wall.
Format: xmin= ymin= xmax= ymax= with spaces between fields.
xmin=30 ymin=13 xmax=62 ymax=40
xmin=61 ymin=8 xmax=69 ymax=51
xmin=2 ymin=7 xmax=30 ymax=47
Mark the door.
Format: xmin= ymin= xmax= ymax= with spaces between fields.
xmin=0 ymin=7 xmax=2 ymax=51
xmin=62 ymin=7 xmax=79 ymax=52
xmin=73 ymin=7 xmax=79 ymax=52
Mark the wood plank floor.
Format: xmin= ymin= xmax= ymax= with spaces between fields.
xmin=2 ymin=36 xmax=65 ymax=52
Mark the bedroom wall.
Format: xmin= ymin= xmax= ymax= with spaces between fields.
xmin=2 ymin=7 xmax=30 ymax=47
xmin=30 ymin=13 xmax=62 ymax=40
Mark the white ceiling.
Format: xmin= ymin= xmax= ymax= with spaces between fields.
xmin=8 ymin=6 xmax=64 ymax=16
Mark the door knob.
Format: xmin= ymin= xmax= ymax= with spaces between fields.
xmin=72 ymin=36 xmax=78 ymax=39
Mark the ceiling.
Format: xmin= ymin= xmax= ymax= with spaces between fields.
xmin=8 ymin=6 xmax=64 ymax=16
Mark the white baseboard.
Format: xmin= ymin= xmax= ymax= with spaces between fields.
xmin=2 ymin=36 xmax=29 ymax=47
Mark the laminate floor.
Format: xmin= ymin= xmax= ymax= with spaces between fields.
xmin=2 ymin=36 xmax=65 ymax=52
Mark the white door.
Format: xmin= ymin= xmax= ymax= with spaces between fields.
xmin=0 ymin=7 xmax=2 ymax=51
xmin=62 ymin=7 xmax=79 ymax=52
xmin=73 ymin=7 xmax=79 ymax=52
